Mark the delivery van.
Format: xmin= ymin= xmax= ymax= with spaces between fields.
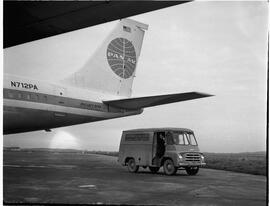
xmin=118 ymin=128 xmax=205 ymax=175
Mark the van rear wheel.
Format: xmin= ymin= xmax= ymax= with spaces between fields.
xmin=163 ymin=159 xmax=177 ymax=175
xmin=185 ymin=167 xmax=199 ymax=175
xmin=127 ymin=158 xmax=139 ymax=173
xmin=149 ymin=166 xmax=160 ymax=173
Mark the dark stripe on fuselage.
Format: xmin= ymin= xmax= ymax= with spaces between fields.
xmin=3 ymin=88 xmax=123 ymax=113
xmin=3 ymin=105 xmax=105 ymax=134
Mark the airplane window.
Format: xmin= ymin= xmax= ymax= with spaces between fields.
xmin=31 ymin=94 xmax=39 ymax=101
xmin=26 ymin=94 xmax=31 ymax=100
xmin=18 ymin=93 xmax=22 ymax=99
xmin=36 ymin=95 xmax=39 ymax=101
xmin=44 ymin=95 xmax=47 ymax=102
xmin=8 ymin=92 xmax=14 ymax=98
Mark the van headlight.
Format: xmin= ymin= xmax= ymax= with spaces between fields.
xmin=201 ymin=155 xmax=205 ymax=160
xmin=178 ymin=154 xmax=183 ymax=159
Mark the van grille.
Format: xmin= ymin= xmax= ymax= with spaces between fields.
xmin=184 ymin=153 xmax=201 ymax=162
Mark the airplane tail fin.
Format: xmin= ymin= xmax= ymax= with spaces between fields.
xmin=61 ymin=19 xmax=148 ymax=97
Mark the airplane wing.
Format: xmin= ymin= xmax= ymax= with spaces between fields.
xmin=103 ymin=92 xmax=213 ymax=110
xmin=4 ymin=1 xmax=191 ymax=48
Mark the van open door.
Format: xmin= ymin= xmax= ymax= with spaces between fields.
xmin=152 ymin=132 xmax=157 ymax=166
xmin=152 ymin=132 xmax=166 ymax=166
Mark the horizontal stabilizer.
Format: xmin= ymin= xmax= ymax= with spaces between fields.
xmin=103 ymin=92 xmax=213 ymax=110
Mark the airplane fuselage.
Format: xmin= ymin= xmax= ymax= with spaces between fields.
xmin=3 ymin=19 xmax=211 ymax=135
xmin=3 ymin=74 xmax=142 ymax=134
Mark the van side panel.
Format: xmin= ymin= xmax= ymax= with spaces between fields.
xmin=118 ymin=132 xmax=153 ymax=166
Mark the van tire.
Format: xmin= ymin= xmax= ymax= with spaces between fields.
xmin=185 ymin=167 xmax=199 ymax=175
xmin=127 ymin=158 xmax=139 ymax=173
xmin=149 ymin=166 xmax=160 ymax=173
xmin=163 ymin=159 xmax=177 ymax=175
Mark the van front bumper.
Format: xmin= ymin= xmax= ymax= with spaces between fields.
xmin=179 ymin=162 xmax=206 ymax=167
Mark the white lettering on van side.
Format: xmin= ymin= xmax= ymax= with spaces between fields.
xmin=10 ymin=81 xmax=38 ymax=90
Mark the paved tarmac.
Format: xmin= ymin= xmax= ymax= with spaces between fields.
xmin=3 ymin=151 xmax=267 ymax=205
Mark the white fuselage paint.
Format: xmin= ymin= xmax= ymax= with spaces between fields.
xmin=3 ymin=74 xmax=142 ymax=134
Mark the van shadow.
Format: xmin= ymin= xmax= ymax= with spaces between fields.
xmin=133 ymin=169 xmax=190 ymax=177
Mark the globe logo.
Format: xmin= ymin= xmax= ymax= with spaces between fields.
xmin=107 ymin=38 xmax=136 ymax=79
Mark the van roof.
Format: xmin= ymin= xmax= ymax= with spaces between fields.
xmin=123 ymin=127 xmax=194 ymax=133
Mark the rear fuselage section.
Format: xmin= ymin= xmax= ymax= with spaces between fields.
xmin=3 ymin=74 xmax=142 ymax=134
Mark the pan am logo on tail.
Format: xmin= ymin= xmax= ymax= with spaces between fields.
xmin=107 ymin=38 xmax=136 ymax=79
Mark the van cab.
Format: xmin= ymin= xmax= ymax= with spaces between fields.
xmin=118 ymin=128 xmax=205 ymax=175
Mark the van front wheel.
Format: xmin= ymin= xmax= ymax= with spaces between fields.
xmin=163 ymin=159 xmax=177 ymax=175
xmin=127 ymin=158 xmax=139 ymax=173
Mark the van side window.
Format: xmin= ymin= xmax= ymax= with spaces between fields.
xmin=166 ymin=132 xmax=174 ymax=145
xmin=176 ymin=134 xmax=182 ymax=144
xmin=188 ymin=133 xmax=197 ymax=146
xmin=183 ymin=134 xmax=190 ymax=145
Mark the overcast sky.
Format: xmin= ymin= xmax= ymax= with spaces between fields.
xmin=4 ymin=1 xmax=268 ymax=153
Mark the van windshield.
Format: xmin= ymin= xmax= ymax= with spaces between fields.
xmin=172 ymin=132 xmax=198 ymax=146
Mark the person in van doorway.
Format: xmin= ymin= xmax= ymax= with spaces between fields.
xmin=156 ymin=133 xmax=166 ymax=158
